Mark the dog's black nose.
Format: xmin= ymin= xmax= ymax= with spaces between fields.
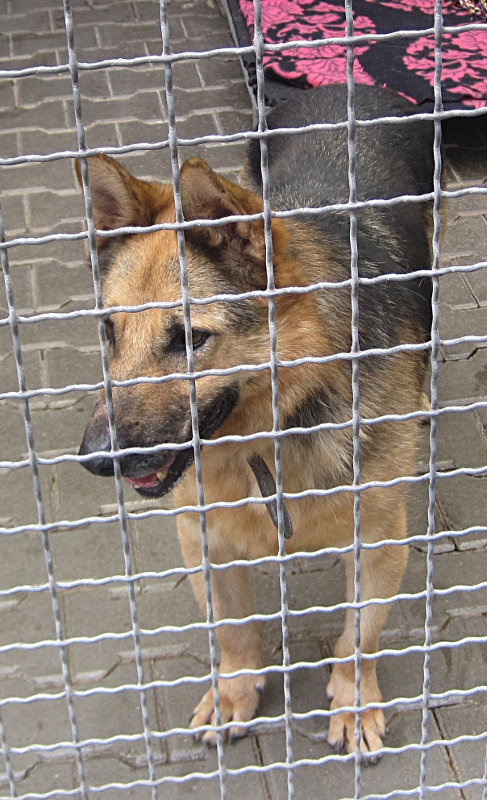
xmin=78 ymin=409 xmax=115 ymax=476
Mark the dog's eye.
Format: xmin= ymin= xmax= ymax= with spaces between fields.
xmin=168 ymin=326 xmax=210 ymax=354
xmin=191 ymin=329 xmax=210 ymax=350
xmin=104 ymin=317 xmax=115 ymax=348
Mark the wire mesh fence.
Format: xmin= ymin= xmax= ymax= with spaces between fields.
xmin=1 ymin=0 xmax=487 ymax=798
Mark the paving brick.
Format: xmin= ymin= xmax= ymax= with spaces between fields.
xmin=1 ymin=10 xmax=52 ymax=34
xmin=446 ymin=190 xmax=487 ymax=218
xmin=168 ymin=0 xmax=221 ymax=13
xmin=198 ymin=141 xmax=248 ymax=172
xmin=34 ymin=261 xmax=93 ymax=312
xmin=2 ymin=683 xmax=74 ymax=775
xmin=79 ymin=92 xmax=164 ymax=127
xmin=0 ymin=589 xmax=58 ymax=648
xmin=0 ymin=403 xmax=31 ymax=462
xmin=81 ymin=757 xmax=157 ymax=800
xmin=0 ymin=32 xmax=10 ymax=59
xmin=56 ymin=2 xmax=137 ymax=29
xmin=108 ymin=66 xmax=169 ymax=97
xmin=439 ymin=215 xmax=487 ymax=267
xmin=84 ymin=121 xmax=120 ymax=149
xmin=11 ymin=28 xmax=97 ymax=58
xmin=110 ymin=62 xmax=204 ymax=102
xmin=0 ymin=527 xmax=51 ymax=591
xmin=395 ymin=547 xmax=449 ymax=638
xmin=0 ymin=158 xmax=74 ymax=193
xmin=27 ymin=191 xmax=84 ymax=233
xmin=172 ymin=59 xmax=203 ymax=90
xmin=76 ymin=41 xmax=156 ymax=62
xmin=0 ymin=131 xmax=19 ymax=159
xmin=19 ymin=128 xmax=78 ymax=157
xmin=63 ymin=582 xmax=141 ymax=680
xmin=97 ymin=21 xmax=167 ymax=49
xmin=437 ymin=271 xmax=477 ymax=310
xmin=17 ymin=309 xmax=99 ymax=349
xmin=433 ymin=549 xmax=487 ymax=613
xmin=0 ymin=78 xmax=14 ymax=109
xmin=175 ymin=111 xmax=219 ymax=138
xmin=153 ymin=740 xmax=267 ymax=800
xmin=7 ymin=760 xmax=75 ymax=800
xmin=50 ymin=521 xmax=129 ymax=583
xmin=463 ymin=264 xmax=487 ymax=308
xmin=0 ymin=349 xmax=43 ymax=397
xmin=435 ymin=701 xmax=487 ymax=800
xmin=0 ymin=51 xmax=59 ymax=70
xmin=117 ymin=120 xmax=168 ymax=147
xmin=436 ymin=474 xmax=487 ymax=543
xmin=170 ymin=84 xmax=251 ymax=118
xmin=52 ymin=457 xmax=120 ymax=523
xmin=29 ymin=403 xmax=93 ymax=459
xmin=438 ymin=349 xmax=487 ymax=405
xmin=134 ymin=0 xmax=166 ymax=23
xmin=8 ymin=237 xmax=87 ymax=270
xmin=0 ymin=98 xmax=69 ymax=135
xmin=440 ymin=306 xmax=487 ymax=360
xmin=0 ymin=193 xmax=28 ymax=240
xmin=197 ymin=55 xmax=248 ymax=87
xmin=435 ymin=409 xmax=487 ymax=470
xmin=75 ymin=664 xmax=160 ymax=747
xmin=217 ymin=108 xmax=254 ymax=135
xmin=18 ymin=71 xmax=111 ymax=106
xmin=130 ymin=513 xmax=182 ymax=575
xmin=181 ymin=14 xmax=233 ymax=40
xmin=114 ymin=148 xmax=174 ymax=182
xmin=406 ymin=484 xmax=452 ymax=554
xmin=172 ymin=30 xmax=234 ymax=54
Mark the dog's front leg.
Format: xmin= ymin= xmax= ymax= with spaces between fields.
xmin=326 ymin=506 xmax=408 ymax=759
xmin=178 ymin=514 xmax=265 ymax=745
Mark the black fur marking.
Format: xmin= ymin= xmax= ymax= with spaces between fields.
xmin=198 ymin=383 xmax=240 ymax=440
xmin=284 ymin=388 xmax=346 ymax=435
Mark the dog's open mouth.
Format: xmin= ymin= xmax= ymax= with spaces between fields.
xmin=123 ymin=450 xmax=194 ymax=498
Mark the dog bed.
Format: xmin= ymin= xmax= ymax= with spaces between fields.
xmin=224 ymin=0 xmax=487 ymax=110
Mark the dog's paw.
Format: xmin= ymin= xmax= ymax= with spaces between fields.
xmin=189 ymin=676 xmax=264 ymax=746
xmin=327 ymin=707 xmax=385 ymax=762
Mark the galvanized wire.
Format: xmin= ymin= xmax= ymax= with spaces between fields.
xmin=419 ymin=2 xmax=444 ymax=797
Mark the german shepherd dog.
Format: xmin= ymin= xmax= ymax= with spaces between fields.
xmin=78 ymin=85 xmax=434 ymax=756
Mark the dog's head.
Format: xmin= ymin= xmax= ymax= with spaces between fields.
xmin=76 ymin=154 xmax=313 ymax=498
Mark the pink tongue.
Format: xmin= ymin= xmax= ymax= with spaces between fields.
xmin=124 ymin=472 xmax=159 ymax=488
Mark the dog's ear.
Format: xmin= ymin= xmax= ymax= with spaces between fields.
xmin=180 ymin=157 xmax=269 ymax=266
xmin=75 ymin=154 xmax=156 ymax=233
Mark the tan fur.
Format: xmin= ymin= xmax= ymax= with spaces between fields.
xmin=78 ymin=153 xmax=429 ymax=755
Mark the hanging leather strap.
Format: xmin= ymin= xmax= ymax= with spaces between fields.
xmin=248 ymin=454 xmax=294 ymax=539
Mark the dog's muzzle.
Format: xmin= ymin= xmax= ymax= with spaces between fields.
xmin=78 ymin=408 xmax=114 ymax=477
xmin=78 ymin=404 xmax=194 ymax=498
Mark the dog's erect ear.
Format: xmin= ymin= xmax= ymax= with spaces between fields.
xmin=180 ymin=157 xmax=268 ymax=264
xmin=75 ymin=154 xmax=156 ymax=232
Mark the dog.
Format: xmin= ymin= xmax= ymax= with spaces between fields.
xmin=77 ymin=84 xmax=434 ymax=756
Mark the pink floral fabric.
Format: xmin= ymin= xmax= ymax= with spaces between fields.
xmin=404 ymin=29 xmax=487 ymax=106
xmin=238 ymin=0 xmax=487 ymax=107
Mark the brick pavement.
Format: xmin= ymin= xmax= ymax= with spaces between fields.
xmin=1 ymin=1 xmax=487 ymax=798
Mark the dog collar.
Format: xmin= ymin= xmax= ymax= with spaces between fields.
xmin=247 ymin=454 xmax=293 ymax=539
